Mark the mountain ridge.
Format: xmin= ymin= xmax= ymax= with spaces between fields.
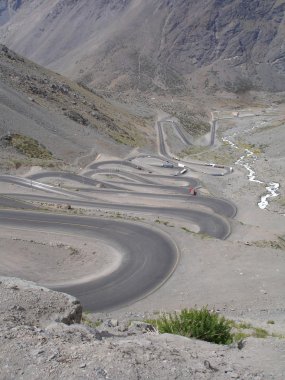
xmin=0 ymin=0 xmax=284 ymax=93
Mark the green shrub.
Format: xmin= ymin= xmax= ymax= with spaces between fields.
xmin=253 ymin=327 xmax=269 ymax=338
xmin=147 ymin=307 xmax=233 ymax=345
xmin=10 ymin=134 xmax=52 ymax=159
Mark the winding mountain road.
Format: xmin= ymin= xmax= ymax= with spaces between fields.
xmin=0 ymin=114 xmax=236 ymax=312
xmin=0 ymin=209 xmax=178 ymax=311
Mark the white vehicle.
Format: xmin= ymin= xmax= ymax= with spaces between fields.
xmin=180 ymin=168 xmax=187 ymax=174
xmin=162 ymin=162 xmax=174 ymax=168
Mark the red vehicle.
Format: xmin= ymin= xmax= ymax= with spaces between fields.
xmin=189 ymin=187 xmax=197 ymax=196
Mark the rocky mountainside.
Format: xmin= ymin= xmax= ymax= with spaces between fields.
xmin=0 ymin=44 xmax=153 ymax=171
xmin=0 ymin=0 xmax=284 ymax=93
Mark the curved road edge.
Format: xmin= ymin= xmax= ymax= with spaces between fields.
xmin=0 ymin=209 xmax=179 ymax=312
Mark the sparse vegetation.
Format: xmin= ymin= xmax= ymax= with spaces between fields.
xmin=253 ymin=327 xmax=269 ymax=339
xmin=234 ymin=322 xmax=252 ymax=329
xmin=233 ymin=332 xmax=250 ymax=341
xmin=82 ymin=312 xmax=102 ymax=329
xmin=112 ymin=212 xmax=123 ymax=219
xmin=110 ymin=127 xmax=146 ymax=147
xmin=69 ymin=247 xmax=79 ymax=256
xmin=224 ymin=78 xmax=256 ymax=94
xmin=180 ymin=227 xmax=210 ymax=239
xmin=159 ymin=101 xmax=210 ymax=138
xmin=198 ymin=232 xmax=211 ymax=240
xmin=182 ymin=143 xmax=235 ymax=165
xmin=188 ymin=137 xmax=269 ymax=166
xmin=109 ymin=212 xmax=145 ymax=222
xmin=155 ymin=219 xmax=174 ymax=227
xmin=238 ymin=142 xmax=266 ymax=155
xmin=3 ymin=157 xmax=58 ymax=170
xmin=9 ymin=134 xmax=53 ymax=159
xmin=147 ymin=311 xmax=284 ymax=345
xmin=251 ymin=239 xmax=285 ymax=251
xmin=229 ymin=320 xmax=285 ymax=340
xmin=179 ymin=145 xmax=208 ymax=158
xmin=252 ymin=120 xmax=285 ymax=134
xmin=147 ymin=308 xmax=233 ymax=345
xmin=271 ymin=332 xmax=285 ymax=339
xmin=181 ymin=226 xmax=192 ymax=233
xmin=278 ymin=197 xmax=285 ymax=207
xmin=175 ymin=114 xmax=210 ymax=137
xmin=64 ymin=110 xmax=89 ymax=126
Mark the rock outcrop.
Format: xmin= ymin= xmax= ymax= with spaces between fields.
xmin=0 ymin=276 xmax=82 ymax=327
xmin=0 ymin=277 xmax=284 ymax=379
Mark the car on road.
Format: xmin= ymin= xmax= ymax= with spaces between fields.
xmin=162 ymin=162 xmax=174 ymax=168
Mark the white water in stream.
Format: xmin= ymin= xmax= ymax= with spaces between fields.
xmin=258 ymin=183 xmax=280 ymax=209
xmin=222 ymin=137 xmax=280 ymax=210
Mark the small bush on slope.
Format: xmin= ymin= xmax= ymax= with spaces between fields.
xmin=147 ymin=307 xmax=233 ymax=345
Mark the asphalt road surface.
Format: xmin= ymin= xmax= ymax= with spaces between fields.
xmin=0 ymin=209 xmax=178 ymax=312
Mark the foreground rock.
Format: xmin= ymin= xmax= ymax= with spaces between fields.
xmin=0 ymin=277 xmax=283 ymax=379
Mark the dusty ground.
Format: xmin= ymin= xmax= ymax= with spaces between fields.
xmin=0 ymin=229 xmax=121 ymax=286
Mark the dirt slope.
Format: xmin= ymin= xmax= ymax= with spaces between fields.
xmin=0 ymin=44 xmax=153 ymax=170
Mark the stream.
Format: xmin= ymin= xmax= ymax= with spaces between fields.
xmin=222 ymin=137 xmax=280 ymax=210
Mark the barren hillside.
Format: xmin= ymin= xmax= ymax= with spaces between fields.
xmin=0 ymin=0 xmax=284 ymax=93
xmin=0 ymin=44 xmax=153 ymax=171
